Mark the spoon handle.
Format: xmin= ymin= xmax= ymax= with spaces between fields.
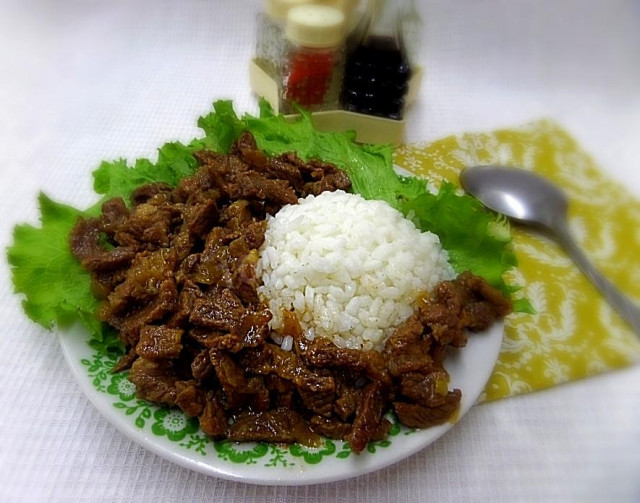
xmin=553 ymin=219 xmax=640 ymax=335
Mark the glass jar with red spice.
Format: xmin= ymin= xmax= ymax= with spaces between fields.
xmin=282 ymin=5 xmax=346 ymax=114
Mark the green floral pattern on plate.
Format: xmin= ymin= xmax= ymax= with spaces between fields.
xmin=80 ymin=343 xmax=404 ymax=467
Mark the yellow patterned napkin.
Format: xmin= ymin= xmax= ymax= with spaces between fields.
xmin=394 ymin=119 xmax=640 ymax=401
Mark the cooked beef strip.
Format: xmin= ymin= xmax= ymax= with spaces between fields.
xmin=346 ymin=381 xmax=388 ymax=453
xmin=189 ymin=287 xmax=245 ymax=331
xmin=225 ymin=171 xmax=298 ymax=207
xmin=136 ymin=325 xmax=184 ymax=361
xmin=235 ymin=131 xmax=268 ymax=169
xmin=370 ymin=418 xmax=392 ymax=442
xmin=219 ymin=199 xmax=254 ymax=231
xmin=69 ymin=217 xmax=136 ymax=273
xmin=129 ymin=358 xmax=178 ymax=406
xmin=393 ymin=389 xmax=462 ymax=429
xmin=333 ymin=378 xmax=364 ymax=422
xmin=236 ymin=306 xmax=271 ymax=346
xmin=199 ymin=392 xmax=228 ymax=438
xmin=190 ymin=349 xmax=214 ymax=380
xmin=166 ymin=280 xmax=202 ymax=327
xmin=111 ymin=347 xmax=138 ymax=373
xmin=109 ymin=276 xmax=178 ymax=348
xmin=175 ymin=160 xmax=217 ymax=202
xmin=100 ymin=197 xmax=130 ymax=236
xmin=175 ymin=380 xmax=205 ymax=417
xmin=90 ymin=268 xmax=129 ymax=301
xmin=70 ymin=131 xmax=511 ymax=453
xmin=241 ymin=343 xmax=339 ymax=414
xmin=182 ymin=198 xmax=219 ymax=239
xmin=297 ymin=374 xmax=336 ymax=417
xmin=302 ymin=170 xmax=352 ymax=196
xmin=113 ymin=200 xmax=180 ymax=250
xmin=228 ymin=408 xmax=322 ymax=446
xmin=130 ymin=182 xmax=175 ymax=206
xmin=304 ymin=339 xmax=391 ymax=387
xmin=201 ymin=332 xmax=244 ymax=352
xmin=97 ymin=249 xmax=178 ymax=320
xmin=263 ymin=157 xmax=304 ymax=191
xmin=398 ymin=370 xmax=451 ymax=407
xmin=266 ymin=374 xmax=297 ymax=409
xmin=309 ymin=415 xmax=352 ymax=440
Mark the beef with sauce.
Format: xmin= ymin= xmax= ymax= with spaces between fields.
xmin=69 ymin=131 xmax=511 ymax=453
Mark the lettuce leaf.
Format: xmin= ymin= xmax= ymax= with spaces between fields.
xmin=401 ymin=183 xmax=514 ymax=290
xmin=7 ymin=194 xmax=103 ymax=337
xmin=7 ymin=100 xmax=529 ymax=343
xmin=92 ymin=142 xmax=200 ymax=202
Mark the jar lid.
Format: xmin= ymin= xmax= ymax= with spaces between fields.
xmin=315 ymin=0 xmax=359 ymax=15
xmin=316 ymin=0 xmax=361 ymax=31
xmin=285 ymin=5 xmax=346 ymax=48
xmin=264 ymin=0 xmax=314 ymax=21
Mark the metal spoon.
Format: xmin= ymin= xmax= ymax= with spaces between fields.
xmin=460 ymin=165 xmax=640 ymax=335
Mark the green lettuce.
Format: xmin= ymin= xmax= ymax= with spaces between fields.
xmin=6 ymin=100 xmax=531 ymax=345
xmin=7 ymin=194 xmax=102 ymax=337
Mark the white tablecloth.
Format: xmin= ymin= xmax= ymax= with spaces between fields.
xmin=1 ymin=0 xmax=639 ymax=501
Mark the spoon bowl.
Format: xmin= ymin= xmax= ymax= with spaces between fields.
xmin=460 ymin=166 xmax=567 ymax=230
xmin=460 ymin=165 xmax=640 ymax=335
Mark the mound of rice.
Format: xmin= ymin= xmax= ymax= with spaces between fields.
xmin=256 ymin=190 xmax=455 ymax=350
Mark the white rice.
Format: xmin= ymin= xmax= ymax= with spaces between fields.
xmin=256 ymin=190 xmax=454 ymax=351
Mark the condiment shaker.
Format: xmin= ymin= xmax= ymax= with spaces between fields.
xmin=282 ymin=4 xmax=346 ymax=113
xmin=340 ymin=0 xmax=411 ymax=120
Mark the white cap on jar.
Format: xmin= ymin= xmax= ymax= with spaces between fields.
xmin=265 ymin=0 xmax=315 ymax=21
xmin=285 ymin=5 xmax=346 ymax=48
xmin=314 ymin=0 xmax=360 ymax=15
xmin=314 ymin=0 xmax=362 ymax=33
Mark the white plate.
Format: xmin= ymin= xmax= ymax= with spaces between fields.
xmin=59 ymin=321 xmax=503 ymax=485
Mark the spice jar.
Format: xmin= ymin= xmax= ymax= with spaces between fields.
xmin=282 ymin=4 xmax=346 ymax=113
xmin=340 ymin=0 xmax=411 ymax=120
xmin=255 ymin=0 xmax=315 ymax=80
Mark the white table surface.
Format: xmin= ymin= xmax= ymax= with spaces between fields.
xmin=1 ymin=0 xmax=639 ymax=501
